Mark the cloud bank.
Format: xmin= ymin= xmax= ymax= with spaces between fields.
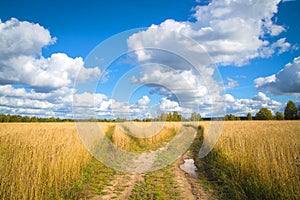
xmin=255 ymin=56 xmax=300 ymax=95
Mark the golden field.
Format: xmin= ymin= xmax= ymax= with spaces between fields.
xmin=200 ymin=120 xmax=300 ymax=199
xmin=0 ymin=121 xmax=299 ymax=199
xmin=0 ymin=123 xmax=90 ymax=199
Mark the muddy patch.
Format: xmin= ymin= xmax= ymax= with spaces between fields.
xmin=180 ymin=158 xmax=198 ymax=178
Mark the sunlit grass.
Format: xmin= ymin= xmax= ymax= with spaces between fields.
xmin=0 ymin=123 xmax=90 ymax=199
xmin=199 ymin=121 xmax=300 ymax=199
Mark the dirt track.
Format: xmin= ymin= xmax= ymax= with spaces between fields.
xmin=90 ymin=154 xmax=214 ymax=200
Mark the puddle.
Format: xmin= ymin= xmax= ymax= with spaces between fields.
xmin=180 ymin=158 xmax=198 ymax=178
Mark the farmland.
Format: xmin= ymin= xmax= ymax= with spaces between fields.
xmin=199 ymin=121 xmax=300 ymax=199
xmin=0 ymin=121 xmax=299 ymax=199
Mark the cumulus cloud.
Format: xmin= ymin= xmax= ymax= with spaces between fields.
xmin=130 ymin=64 xmax=215 ymax=110
xmin=224 ymin=94 xmax=235 ymax=103
xmin=0 ymin=18 xmax=100 ymax=91
xmin=159 ymin=97 xmax=182 ymax=112
xmin=0 ymin=84 xmax=74 ymax=117
xmin=128 ymin=0 xmax=289 ymax=67
xmin=255 ymin=56 xmax=300 ymax=95
xmin=0 ymin=18 xmax=55 ymax=58
xmin=224 ymin=92 xmax=283 ymax=116
xmin=138 ymin=96 xmax=150 ymax=106
xmin=0 ymin=18 xmax=103 ymax=117
xmin=252 ymin=92 xmax=271 ymax=101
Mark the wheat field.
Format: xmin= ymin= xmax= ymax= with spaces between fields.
xmin=0 ymin=123 xmax=90 ymax=200
xmin=200 ymin=121 xmax=300 ymax=199
xmin=0 ymin=122 xmax=183 ymax=199
xmin=0 ymin=121 xmax=299 ymax=199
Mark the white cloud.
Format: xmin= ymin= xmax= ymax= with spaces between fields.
xmin=226 ymin=78 xmax=239 ymax=89
xmin=159 ymin=97 xmax=182 ymax=112
xmin=0 ymin=18 xmax=55 ymax=58
xmin=128 ymin=0 xmax=289 ymax=67
xmin=0 ymin=18 xmax=100 ymax=90
xmin=254 ymin=56 xmax=300 ymax=95
xmin=0 ymin=84 xmax=74 ymax=117
xmin=252 ymin=92 xmax=271 ymax=101
xmin=138 ymin=95 xmax=150 ymax=106
xmin=224 ymin=92 xmax=283 ymax=116
xmin=131 ymin=64 xmax=212 ymax=107
xmin=224 ymin=94 xmax=235 ymax=103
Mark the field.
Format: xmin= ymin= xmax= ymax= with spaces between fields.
xmin=0 ymin=123 xmax=90 ymax=199
xmin=0 ymin=121 xmax=299 ymax=199
xmin=199 ymin=121 xmax=300 ymax=199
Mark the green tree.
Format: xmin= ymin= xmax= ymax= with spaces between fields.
xmin=284 ymin=101 xmax=297 ymax=120
xmin=4 ymin=114 xmax=10 ymax=122
xmin=275 ymin=112 xmax=284 ymax=120
xmin=224 ymin=114 xmax=229 ymax=121
xmin=247 ymin=113 xmax=252 ymax=120
xmin=31 ymin=116 xmax=38 ymax=122
xmin=168 ymin=112 xmax=173 ymax=121
xmin=10 ymin=115 xmax=22 ymax=122
xmin=229 ymin=114 xmax=236 ymax=120
xmin=22 ymin=116 xmax=31 ymax=122
xmin=173 ymin=111 xmax=180 ymax=121
xmin=191 ymin=112 xmax=202 ymax=121
xmin=255 ymin=108 xmax=273 ymax=120
xmin=0 ymin=114 xmax=4 ymax=122
xmin=161 ymin=113 xmax=168 ymax=121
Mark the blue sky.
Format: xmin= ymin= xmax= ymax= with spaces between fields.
xmin=0 ymin=0 xmax=299 ymax=119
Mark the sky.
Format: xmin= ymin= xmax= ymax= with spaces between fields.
xmin=0 ymin=0 xmax=299 ymax=119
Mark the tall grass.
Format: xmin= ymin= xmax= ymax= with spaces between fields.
xmin=0 ymin=123 xmax=90 ymax=199
xmin=199 ymin=121 xmax=300 ymax=199
xmin=107 ymin=122 xmax=181 ymax=153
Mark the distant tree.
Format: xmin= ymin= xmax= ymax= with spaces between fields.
xmin=247 ymin=113 xmax=252 ymax=120
xmin=229 ymin=114 xmax=236 ymax=120
xmin=236 ymin=117 xmax=241 ymax=121
xmin=47 ymin=117 xmax=56 ymax=122
xmin=275 ymin=112 xmax=284 ymax=120
xmin=168 ymin=112 xmax=173 ymax=121
xmin=10 ymin=115 xmax=22 ymax=122
xmin=191 ymin=112 xmax=202 ymax=121
xmin=224 ymin=114 xmax=237 ymax=121
xmin=3 ymin=114 xmax=10 ymax=122
xmin=161 ymin=113 xmax=168 ymax=121
xmin=31 ymin=116 xmax=38 ymax=122
xmin=255 ymin=108 xmax=273 ymax=120
xmin=298 ymin=105 xmax=300 ymax=119
xmin=0 ymin=114 xmax=4 ymax=122
xmin=224 ymin=114 xmax=229 ymax=121
xmin=89 ymin=117 xmax=96 ymax=122
xmin=22 ymin=116 xmax=31 ymax=122
xmin=173 ymin=111 xmax=180 ymax=121
xmin=284 ymin=101 xmax=297 ymax=120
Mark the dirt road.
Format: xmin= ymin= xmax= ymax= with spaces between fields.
xmin=90 ymin=155 xmax=214 ymax=200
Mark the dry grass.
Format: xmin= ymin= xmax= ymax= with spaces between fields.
xmin=199 ymin=121 xmax=300 ymax=199
xmin=1 ymin=121 xmax=299 ymax=199
xmin=108 ymin=122 xmax=182 ymax=152
xmin=0 ymin=123 xmax=90 ymax=200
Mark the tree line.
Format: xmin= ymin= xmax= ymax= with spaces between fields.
xmin=225 ymin=100 xmax=300 ymax=121
xmin=0 ymin=114 xmax=74 ymax=123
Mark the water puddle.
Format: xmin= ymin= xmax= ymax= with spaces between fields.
xmin=180 ymin=158 xmax=198 ymax=178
